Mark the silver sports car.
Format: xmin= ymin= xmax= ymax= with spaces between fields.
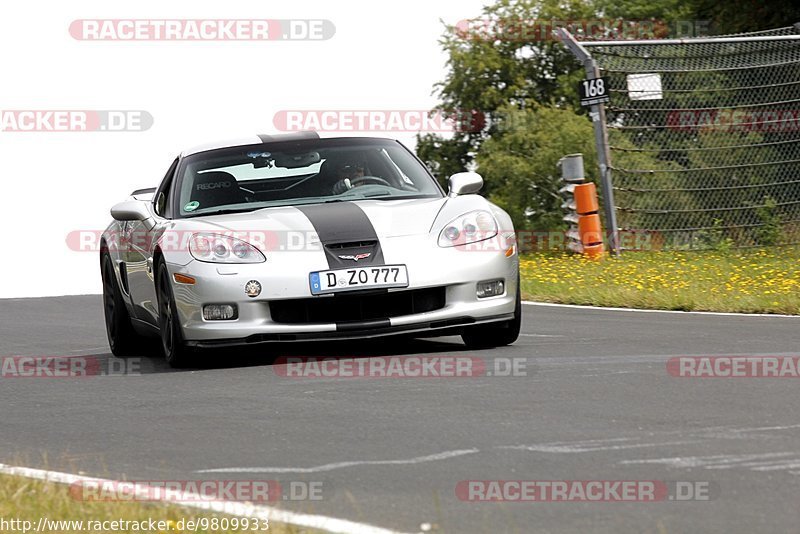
xmin=101 ymin=132 xmax=520 ymax=366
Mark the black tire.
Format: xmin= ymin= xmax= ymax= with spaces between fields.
xmin=101 ymin=253 xmax=146 ymax=357
xmin=156 ymin=258 xmax=193 ymax=368
xmin=462 ymin=282 xmax=522 ymax=349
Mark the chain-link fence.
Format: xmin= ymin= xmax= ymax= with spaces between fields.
xmin=564 ymin=25 xmax=800 ymax=250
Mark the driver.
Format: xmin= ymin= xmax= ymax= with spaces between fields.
xmin=331 ymin=160 xmax=366 ymax=194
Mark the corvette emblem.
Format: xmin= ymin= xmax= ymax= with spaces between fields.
xmin=338 ymin=253 xmax=371 ymax=262
xmin=244 ymin=280 xmax=262 ymax=298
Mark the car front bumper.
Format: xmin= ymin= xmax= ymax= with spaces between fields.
xmin=167 ymin=234 xmax=519 ymax=346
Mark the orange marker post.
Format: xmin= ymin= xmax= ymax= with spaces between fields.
xmin=574 ymin=183 xmax=605 ymax=258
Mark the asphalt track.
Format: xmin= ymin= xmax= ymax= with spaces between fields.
xmin=1 ymin=295 xmax=799 ymax=533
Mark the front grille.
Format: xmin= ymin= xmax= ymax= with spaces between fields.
xmin=269 ymin=287 xmax=446 ymax=324
xmin=325 ymin=240 xmax=377 ymax=250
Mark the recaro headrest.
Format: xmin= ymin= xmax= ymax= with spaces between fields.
xmin=190 ymin=171 xmax=245 ymax=209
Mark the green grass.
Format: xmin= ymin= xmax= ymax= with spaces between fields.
xmin=519 ymin=246 xmax=800 ymax=314
xmin=0 ymin=474 xmax=316 ymax=534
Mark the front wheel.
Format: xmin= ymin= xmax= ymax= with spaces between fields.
xmin=462 ymin=283 xmax=522 ymax=349
xmin=101 ymin=253 xmax=146 ymax=356
xmin=156 ymin=259 xmax=193 ymax=368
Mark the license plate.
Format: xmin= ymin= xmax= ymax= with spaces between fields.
xmin=310 ymin=265 xmax=409 ymax=295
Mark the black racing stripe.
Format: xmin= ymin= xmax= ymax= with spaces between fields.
xmin=296 ymin=202 xmax=385 ymax=268
xmin=297 ymin=202 xmax=377 ymax=243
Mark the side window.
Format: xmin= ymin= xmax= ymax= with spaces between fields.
xmin=154 ymin=158 xmax=179 ymax=218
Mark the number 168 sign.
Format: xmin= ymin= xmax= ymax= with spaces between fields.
xmin=579 ymin=77 xmax=610 ymax=107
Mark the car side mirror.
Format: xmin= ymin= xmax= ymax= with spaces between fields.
xmin=447 ymin=172 xmax=484 ymax=196
xmin=111 ymin=200 xmax=151 ymax=222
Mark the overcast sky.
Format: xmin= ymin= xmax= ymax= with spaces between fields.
xmin=0 ymin=0 xmax=488 ymax=297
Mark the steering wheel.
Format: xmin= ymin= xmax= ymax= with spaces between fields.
xmin=349 ymin=176 xmax=392 ymax=188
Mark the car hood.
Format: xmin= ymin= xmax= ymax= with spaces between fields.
xmin=187 ymin=197 xmax=450 ymax=239
xmin=155 ymin=194 xmax=505 ymax=267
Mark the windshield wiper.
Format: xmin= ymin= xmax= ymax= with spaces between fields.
xmin=369 ymin=194 xmax=434 ymax=201
xmin=186 ymin=207 xmax=259 ymax=218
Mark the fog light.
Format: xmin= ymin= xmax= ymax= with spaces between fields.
xmin=477 ymin=279 xmax=505 ymax=298
xmin=203 ymin=304 xmax=238 ymax=321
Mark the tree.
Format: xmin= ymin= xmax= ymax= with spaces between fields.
xmin=417 ymin=0 xmax=594 ymax=186
xmin=475 ymin=104 xmax=597 ymax=231
xmin=689 ymin=0 xmax=800 ymax=35
xmin=419 ymin=0 xmax=800 ymax=232
xmin=588 ymin=0 xmax=800 ymax=35
xmin=415 ymin=134 xmax=473 ymax=189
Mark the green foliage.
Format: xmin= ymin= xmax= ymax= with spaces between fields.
xmin=415 ymin=134 xmax=473 ymax=187
xmin=475 ymin=104 xmax=597 ymax=231
xmin=520 ymin=246 xmax=800 ymax=314
xmin=707 ymin=219 xmax=736 ymax=252
xmin=415 ymin=0 xmax=594 ymax=178
xmin=757 ymin=196 xmax=784 ymax=246
xmin=690 ymin=0 xmax=800 ymax=34
xmin=595 ymin=0 xmax=800 ymax=34
xmin=418 ymin=0 xmax=800 ymax=231
xmin=435 ymin=0 xmax=594 ymax=113
xmin=593 ymin=0 xmax=692 ymax=21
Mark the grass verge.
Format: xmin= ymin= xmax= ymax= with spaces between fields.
xmin=0 ymin=474 xmax=314 ymax=534
xmin=519 ymin=246 xmax=800 ymax=314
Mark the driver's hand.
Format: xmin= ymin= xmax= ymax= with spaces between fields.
xmin=332 ymin=178 xmax=352 ymax=195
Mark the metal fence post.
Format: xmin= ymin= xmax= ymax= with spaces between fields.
xmin=585 ymin=58 xmax=620 ymax=256
xmin=558 ymin=29 xmax=621 ymax=255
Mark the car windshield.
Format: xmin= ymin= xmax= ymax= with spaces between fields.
xmin=175 ymin=138 xmax=443 ymax=218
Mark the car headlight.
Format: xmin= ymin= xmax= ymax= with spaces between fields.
xmin=438 ymin=210 xmax=498 ymax=247
xmin=189 ymin=233 xmax=266 ymax=263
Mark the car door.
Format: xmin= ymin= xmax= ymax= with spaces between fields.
xmin=127 ymin=158 xmax=178 ymax=326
